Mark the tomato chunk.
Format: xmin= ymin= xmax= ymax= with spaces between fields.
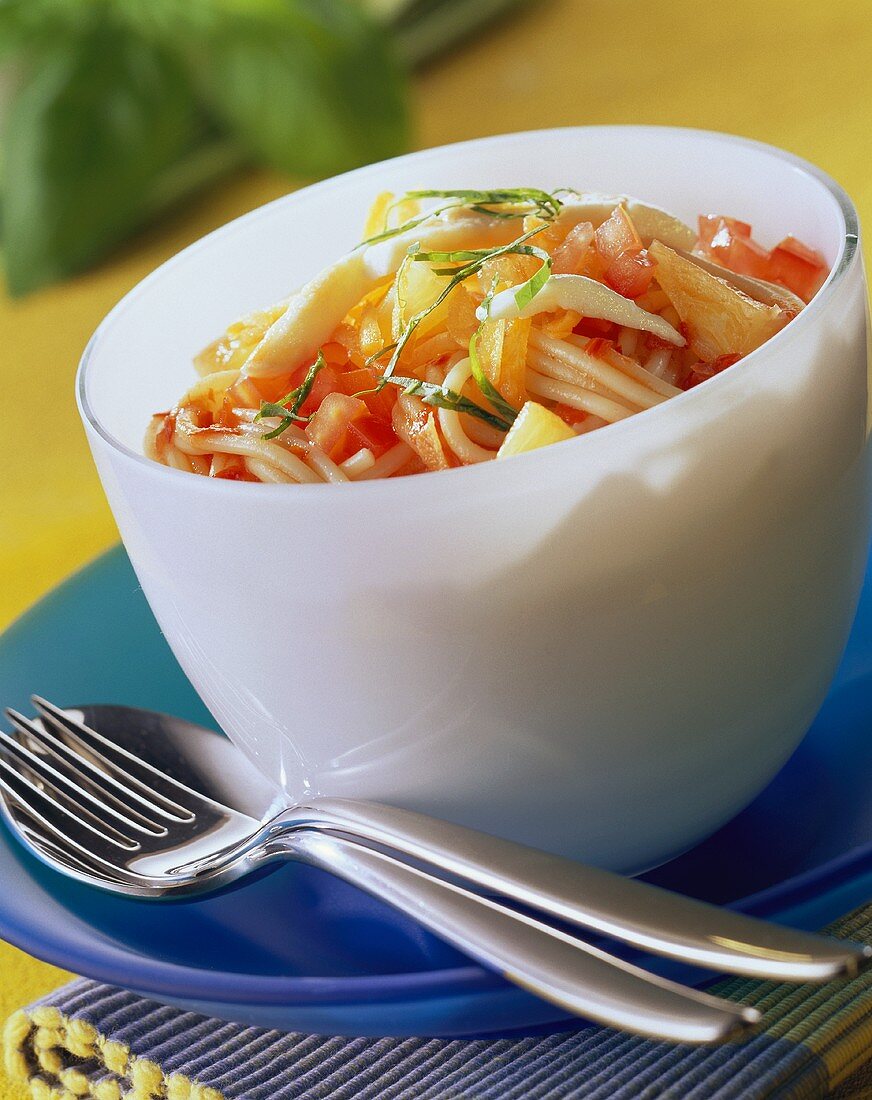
xmin=340 ymin=366 xmax=397 ymax=421
xmin=305 ymin=392 xmax=367 ymax=460
xmin=573 ymin=316 xmax=620 ymax=340
xmin=604 ymin=250 xmax=655 ymax=299
xmin=698 ymin=214 xmax=752 ymax=250
xmin=594 ymin=205 xmax=654 ymax=298
xmin=550 ymin=402 xmax=587 ymax=427
xmin=347 ymin=413 xmax=398 ymax=458
xmin=596 ymin=205 xmax=643 ymax=260
xmin=681 ymin=353 xmax=742 ymax=391
xmin=290 ymin=364 xmax=342 ymax=418
xmin=767 ymin=237 xmax=828 ymax=301
xmin=698 ymin=215 xmax=769 ymax=278
xmin=697 ymin=216 xmax=828 ymax=302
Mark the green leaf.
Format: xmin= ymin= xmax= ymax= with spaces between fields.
xmin=0 ymin=0 xmax=82 ymax=59
xmin=390 ymin=373 xmax=513 ymax=431
xmin=468 ymin=315 xmax=518 ymax=425
xmin=512 ymin=248 xmax=550 ymax=310
xmin=168 ymin=0 xmax=409 ymax=178
xmin=2 ymin=13 xmax=203 ymax=295
xmin=256 ymin=348 xmax=326 ymax=437
xmin=406 ymin=188 xmax=562 ymax=219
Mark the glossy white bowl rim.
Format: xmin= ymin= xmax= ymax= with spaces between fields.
xmin=77 ymin=125 xmax=860 ymax=498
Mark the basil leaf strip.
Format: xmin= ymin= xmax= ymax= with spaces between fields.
xmin=257 ymin=350 xmax=326 ymax=439
xmin=393 ymin=376 xmax=513 ymax=432
xmin=468 ymin=308 xmax=519 ymax=426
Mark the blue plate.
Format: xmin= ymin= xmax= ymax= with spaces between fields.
xmin=1 ymin=547 xmax=871 ymax=1037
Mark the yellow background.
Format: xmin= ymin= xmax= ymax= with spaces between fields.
xmin=2 ymin=0 xmax=871 ymax=1095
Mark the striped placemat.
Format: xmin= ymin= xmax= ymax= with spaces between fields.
xmin=5 ymin=905 xmax=872 ymax=1099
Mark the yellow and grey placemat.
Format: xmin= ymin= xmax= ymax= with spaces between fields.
xmin=4 ymin=905 xmax=872 ymax=1100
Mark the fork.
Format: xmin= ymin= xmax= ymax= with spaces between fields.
xmin=0 ymin=698 xmax=868 ymax=1044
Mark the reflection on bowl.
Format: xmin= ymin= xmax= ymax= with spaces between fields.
xmin=78 ymin=127 xmax=870 ymax=871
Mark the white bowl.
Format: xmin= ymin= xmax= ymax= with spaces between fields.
xmin=78 ymin=127 xmax=870 ymax=872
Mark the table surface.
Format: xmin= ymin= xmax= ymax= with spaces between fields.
xmin=3 ymin=1 xmax=872 ymax=1095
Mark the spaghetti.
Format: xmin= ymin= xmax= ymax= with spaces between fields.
xmin=146 ymin=191 xmax=828 ymax=483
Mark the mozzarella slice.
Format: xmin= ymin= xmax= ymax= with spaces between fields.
xmin=242 ymin=209 xmax=519 ymax=380
xmin=480 ymin=273 xmax=686 ymax=346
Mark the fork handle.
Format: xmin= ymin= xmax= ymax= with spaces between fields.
xmin=275 ymin=828 xmax=755 ymax=1044
xmin=277 ymin=798 xmax=869 ymax=982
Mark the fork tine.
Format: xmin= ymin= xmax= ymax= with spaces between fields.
xmin=5 ymin=794 xmax=144 ymax=882
xmin=31 ymin=697 xmax=199 ymax=819
xmin=11 ymin=705 xmax=192 ymax=824
xmin=0 ymin=729 xmax=167 ymax=838
xmin=0 ymin=754 xmax=139 ymax=853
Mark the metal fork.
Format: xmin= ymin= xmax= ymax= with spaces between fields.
xmin=0 ymin=698 xmax=867 ymax=1044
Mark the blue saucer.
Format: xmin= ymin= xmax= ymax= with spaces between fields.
xmin=0 ymin=547 xmax=870 ymax=1037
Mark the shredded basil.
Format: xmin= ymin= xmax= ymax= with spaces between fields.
xmin=468 ymin=301 xmax=519 ymax=427
xmin=370 ymin=225 xmax=548 ymax=385
xmin=357 ymin=187 xmax=563 ymax=248
xmin=405 ymin=188 xmax=563 ymax=220
xmin=393 ymin=376 xmax=513 ymax=432
xmin=256 ymin=350 xmax=326 ymax=439
xmin=355 ymin=194 xmax=563 ymax=432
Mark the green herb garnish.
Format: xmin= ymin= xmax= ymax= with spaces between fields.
xmin=358 ymin=187 xmax=564 ymax=248
xmin=256 ymin=351 xmax=326 ymax=439
xmin=468 ymin=292 xmax=519 ymax=427
xmin=372 ymin=224 xmax=550 ymax=385
xmin=406 ymin=188 xmax=563 ymax=220
xmin=359 ymin=190 xmax=562 ymax=431
xmin=394 ymin=377 xmax=513 ymax=432
xmin=512 ymin=250 xmax=552 ymax=311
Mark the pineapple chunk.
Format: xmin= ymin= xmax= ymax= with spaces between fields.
xmin=177 ymin=369 xmax=238 ymax=417
xmin=194 ymin=304 xmax=286 ymax=377
xmin=477 ymin=317 xmax=531 ymax=410
xmin=497 ymin=401 xmax=576 ymax=459
xmin=392 ymin=393 xmax=450 ymax=471
xmin=393 ymin=256 xmax=453 ymax=341
xmin=649 ymin=240 xmax=787 ymax=361
xmin=362 ymin=191 xmax=395 ymax=239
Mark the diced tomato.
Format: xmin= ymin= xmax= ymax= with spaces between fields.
xmin=681 ymin=353 xmax=742 ymax=391
xmin=604 ymin=251 xmax=655 ymax=299
xmin=698 ymin=215 xmax=769 ymax=278
xmin=305 ymin=392 xmax=367 ymax=460
xmin=698 ymin=214 xmax=752 ymax=250
xmin=340 ymin=367 xmax=379 ymax=395
xmin=392 ymin=393 xmax=451 ymax=471
xmin=347 ymin=413 xmax=397 ymax=458
xmin=725 ymin=235 xmax=771 ymax=279
xmin=321 ymin=341 xmax=348 ymax=365
xmin=296 ymin=364 xmax=342 ymax=418
xmin=643 ymin=331 xmax=675 ymax=351
xmin=682 ymin=370 xmax=707 ymax=391
xmin=551 ymin=221 xmax=595 ymax=275
xmin=573 ymin=317 xmax=619 ymax=340
xmin=268 ymin=362 xmax=343 ymax=417
xmin=595 ymin=205 xmax=643 ymax=261
xmin=697 ymin=217 xmax=828 ymax=302
xmin=550 ymin=402 xmax=587 ymax=427
xmin=594 ymin=205 xmax=653 ymax=298
xmin=213 ymin=458 xmax=258 ymax=481
xmin=585 ymin=337 xmax=617 ymax=359
xmin=767 ymin=237 xmax=828 ymax=301
xmin=216 ymin=393 xmax=241 ymax=429
xmin=339 ymin=366 xmax=397 ymax=421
